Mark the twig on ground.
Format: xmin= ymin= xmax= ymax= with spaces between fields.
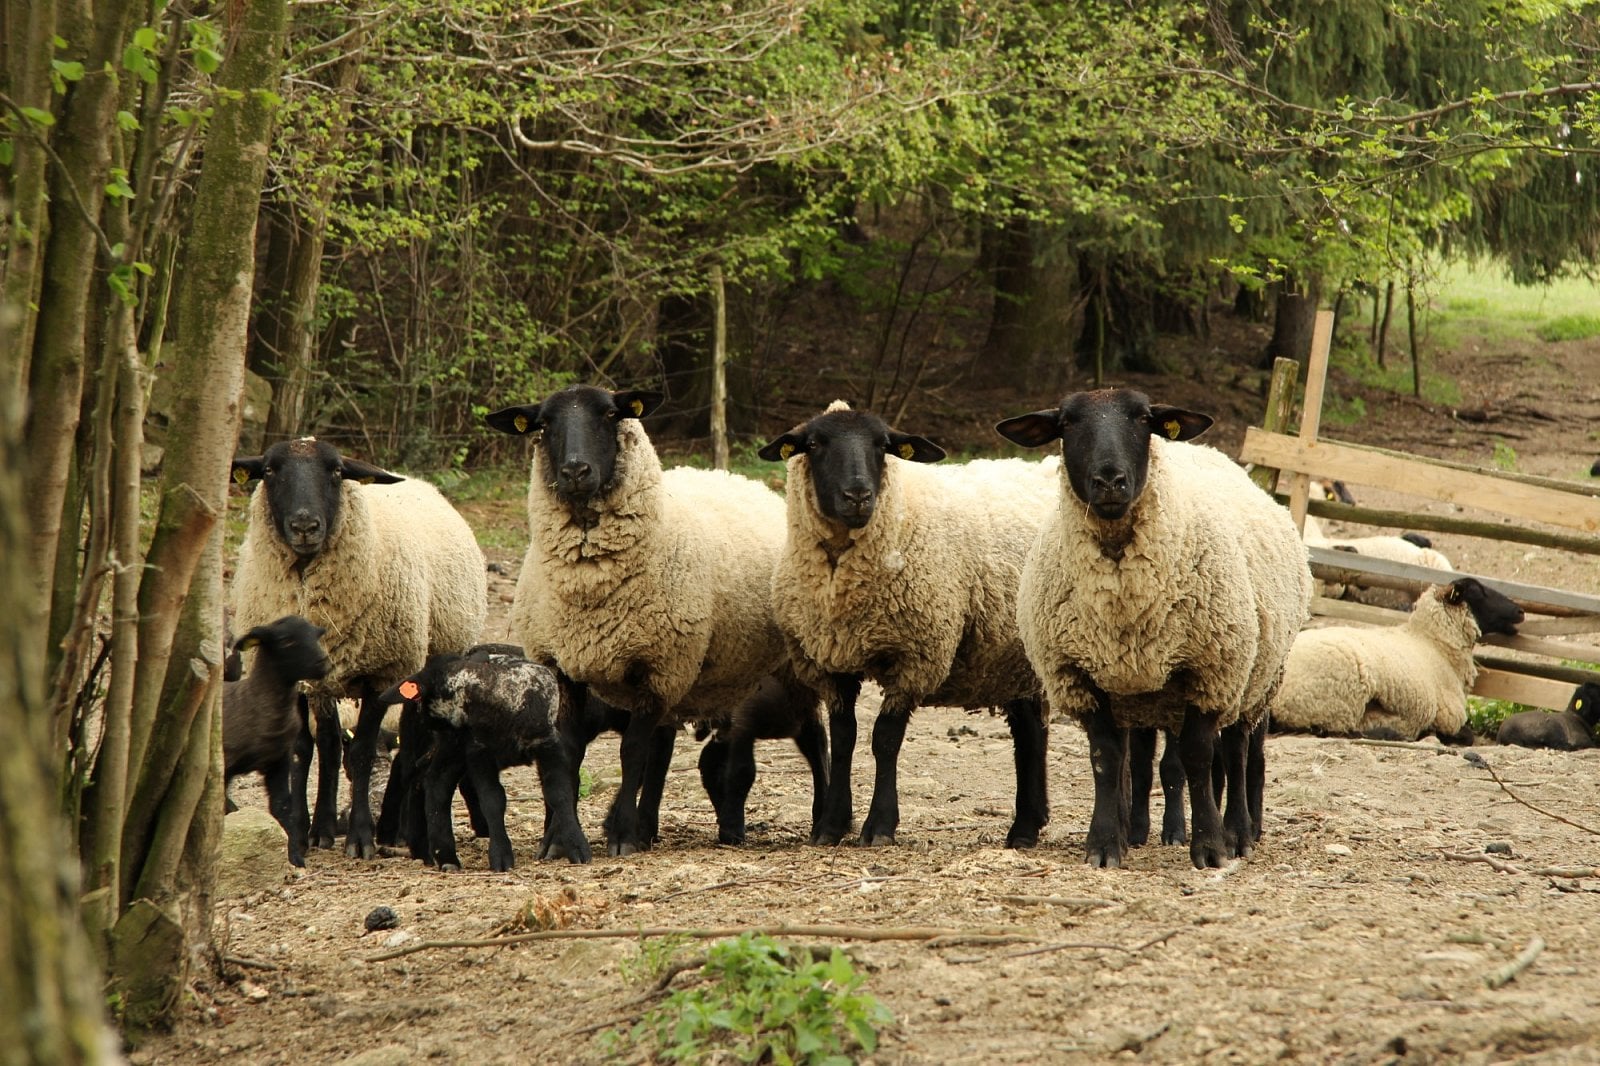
xmin=1348 ymin=738 xmax=1449 ymax=752
xmin=1484 ymin=936 xmax=1545 ymax=990
xmin=997 ymin=895 xmax=1117 ymax=910
xmin=654 ymin=877 xmax=810 ymax=902
xmin=563 ymin=956 xmax=710 ymax=1039
xmin=998 ymin=928 xmax=1182 ymax=961
xmin=222 ymin=955 xmax=280 ymax=972
xmin=1439 ymin=850 xmax=1522 ymax=874
xmin=1439 ymin=851 xmax=1600 ymax=879
xmin=364 ymin=923 xmax=1040 ymax=963
xmin=1461 ymin=751 xmax=1600 ymax=836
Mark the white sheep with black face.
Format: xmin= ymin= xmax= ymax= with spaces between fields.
xmin=997 ymin=388 xmax=1313 ymax=871
xmin=484 ymin=386 xmax=826 ymax=857
xmin=229 ymin=438 xmax=487 ymax=860
xmin=1272 ymin=577 xmax=1525 ymax=742
xmin=757 ymin=402 xmax=1059 ymax=850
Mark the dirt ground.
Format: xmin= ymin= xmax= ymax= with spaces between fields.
xmin=139 ymin=320 xmax=1600 ymax=1065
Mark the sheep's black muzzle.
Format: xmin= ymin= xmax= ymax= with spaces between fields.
xmin=831 ymin=488 xmax=876 ymax=529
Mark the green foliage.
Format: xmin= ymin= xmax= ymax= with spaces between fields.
xmin=577 ymin=766 xmax=594 ymax=802
xmin=1491 ymin=438 xmax=1519 ymax=471
xmin=607 ymin=934 xmax=894 ymax=1065
xmin=1535 ymin=314 xmax=1600 ymax=343
xmin=1467 ymin=695 xmax=1529 ymax=736
xmin=617 ymin=935 xmax=694 ymax=988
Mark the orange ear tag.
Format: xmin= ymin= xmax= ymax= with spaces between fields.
xmin=399 ymin=680 xmax=421 ymax=700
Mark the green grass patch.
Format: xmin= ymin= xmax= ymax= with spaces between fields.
xmin=1466 ymin=695 xmax=1527 ymax=737
xmin=605 ymin=933 xmax=894 ymax=1065
xmin=1535 ymin=314 xmax=1600 ymax=343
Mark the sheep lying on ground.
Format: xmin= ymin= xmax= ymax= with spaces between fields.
xmin=758 ymin=402 xmax=1058 ymax=848
xmin=378 ymin=646 xmax=592 ymax=869
xmin=1271 ymin=577 xmax=1524 ymax=742
xmin=223 ymin=615 xmax=330 ymax=866
xmin=1303 ymin=480 xmax=1453 ymax=609
xmin=1497 ymin=682 xmax=1600 ymax=750
xmin=229 ymin=438 xmax=487 ymax=859
xmin=484 ymin=386 xmax=826 ymax=855
xmin=997 ymin=388 xmax=1313 ymax=869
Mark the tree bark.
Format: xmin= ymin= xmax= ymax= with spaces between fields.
xmin=0 ymin=0 xmax=56 ymax=398
xmin=1264 ymin=272 xmax=1323 ymax=367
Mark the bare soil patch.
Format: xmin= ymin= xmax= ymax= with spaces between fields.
xmin=143 ymin=325 xmax=1600 ymax=1066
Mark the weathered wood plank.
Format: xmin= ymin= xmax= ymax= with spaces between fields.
xmin=1470 ymin=669 xmax=1576 ymax=710
xmin=1240 ymin=428 xmax=1600 ymax=533
xmin=1307 ymin=545 xmax=1600 ymax=617
xmin=1273 ymin=495 xmax=1600 ymax=556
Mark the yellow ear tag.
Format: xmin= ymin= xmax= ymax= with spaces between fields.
xmin=233 ymin=467 xmax=249 ymax=484
xmin=399 ymin=680 xmax=421 ymax=701
xmin=1578 ymin=699 xmax=1585 ymax=710
xmin=779 ymin=443 xmax=795 ymax=460
xmin=629 ymin=400 xmax=644 ymax=416
xmin=359 ymin=476 xmax=376 ymax=485
xmin=514 ymin=414 xmax=529 ymax=433
xmin=1164 ymin=420 xmax=1181 ymax=440
xmin=898 ymin=443 xmax=915 ymax=460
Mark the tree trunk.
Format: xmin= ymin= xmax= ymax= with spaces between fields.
xmin=1263 ymin=273 xmax=1323 ymax=367
xmin=651 ymin=292 xmax=709 ymax=438
xmin=0 ymin=0 xmax=56 ymax=397
xmin=1376 ymin=279 xmax=1396 ymax=368
xmin=976 ymin=218 xmax=1079 ymax=395
xmin=0 ymin=375 xmax=120 ymax=1066
xmin=1076 ymin=257 xmax=1161 ymax=377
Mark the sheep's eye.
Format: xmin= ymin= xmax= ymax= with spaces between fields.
xmin=605 ymin=408 xmax=619 ymax=421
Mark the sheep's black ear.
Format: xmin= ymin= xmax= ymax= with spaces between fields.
xmin=338 ymin=457 xmax=404 ymax=485
xmin=757 ymin=430 xmax=809 ymax=462
xmin=232 ymin=627 xmax=269 ymax=653
xmin=1442 ymin=578 xmax=1474 ymax=605
xmin=484 ymin=404 xmax=543 ymax=436
xmin=612 ymin=390 xmax=663 ymax=420
xmin=994 ymin=411 xmax=1062 ymax=448
xmin=231 ymin=456 xmax=265 ymax=486
xmin=1329 ymin=479 xmax=1357 ymax=504
xmin=1147 ymin=405 xmax=1213 ymax=442
xmin=887 ymin=431 xmax=945 ymax=464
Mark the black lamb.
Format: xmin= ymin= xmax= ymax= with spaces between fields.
xmin=223 ymin=615 xmax=331 ymax=866
xmin=1497 ymin=682 xmax=1600 ymax=751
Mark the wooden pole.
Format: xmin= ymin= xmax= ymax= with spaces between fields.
xmin=1287 ymin=309 xmax=1335 ymax=532
xmin=709 ymin=265 xmax=728 ymax=471
xmin=1249 ymin=357 xmax=1300 ymax=494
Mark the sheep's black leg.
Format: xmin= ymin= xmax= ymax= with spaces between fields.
xmin=1082 ymin=693 xmax=1128 ymax=868
xmin=376 ymin=702 xmax=421 ymax=847
xmin=860 ymin=699 xmax=912 ymax=847
xmin=1246 ymin=716 xmax=1267 ymax=842
xmin=309 ymin=699 xmax=342 ymax=850
xmin=1128 ymin=727 xmax=1156 ymax=847
xmin=1179 ymin=708 xmax=1225 ymax=869
xmin=422 ymin=732 xmax=467 ymax=871
xmin=342 ymin=690 xmax=389 ymax=859
xmin=697 ymin=736 xmax=731 ymax=829
xmin=1004 ymin=697 xmax=1049 ymax=849
xmin=463 ymin=750 xmax=515 ymax=872
xmin=715 ymin=734 xmax=757 ymax=845
xmin=402 ymin=730 xmax=437 ymax=861
xmin=815 ymin=674 xmax=861 ymax=845
xmin=603 ymin=711 xmax=657 ymax=856
xmin=461 ymin=774 xmax=490 ymax=838
xmin=1159 ymin=728 xmax=1187 ymax=845
xmin=1217 ymin=720 xmax=1252 ymax=858
xmin=531 ymin=737 xmax=591 ymax=865
xmin=540 ymin=703 xmax=595 ymax=860
xmin=794 ymin=714 xmax=830 ymax=842
xmin=262 ymin=757 xmax=304 ymax=868
xmin=289 ymin=706 xmax=314 ymax=858
xmin=636 ymin=724 xmax=675 ymax=848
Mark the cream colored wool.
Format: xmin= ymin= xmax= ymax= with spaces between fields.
xmin=771 ymin=425 xmax=1058 ymax=714
xmin=1018 ymin=437 xmax=1312 ymax=730
xmin=1270 ymin=583 xmax=1482 ymax=739
xmin=231 ymin=477 xmax=487 ymax=699
xmin=511 ymin=418 xmax=786 ymax=718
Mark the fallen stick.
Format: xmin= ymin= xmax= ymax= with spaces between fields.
xmin=365 ymin=923 xmax=1040 ymax=963
xmin=1439 ymin=850 xmax=1521 ymax=874
xmin=1462 ymin=751 xmax=1600 ymax=836
xmin=1347 ymin=738 xmax=1450 ymax=752
xmin=1485 ymin=936 xmax=1545 ymax=990
xmin=997 ymin=895 xmax=1117 ymax=910
xmin=999 ymin=928 xmax=1183 ymax=961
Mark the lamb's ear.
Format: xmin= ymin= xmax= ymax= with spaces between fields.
xmin=887 ymin=431 xmax=945 ymax=463
xmin=338 ymin=457 xmax=405 ymax=485
xmin=232 ymin=627 xmax=270 ymax=653
xmin=484 ymin=404 xmax=542 ymax=436
xmin=757 ymin=430 xmax=808 ymax=462
xmin=612 ymin=390 xmax=663 ymax=420
xmin=994 ymin=411 xmax=1062 ymax=448
xmin=1147 ymin=405 xmax=1213 ymax=442
xmin=230 ymin=456 xmax=265 ymax=486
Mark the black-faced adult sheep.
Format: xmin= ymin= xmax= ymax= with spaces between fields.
xmin=757 ymin=402 xmax=1057 ymax=848
xmin=484 ymin=385 xmax=826 ymax=855
xmin=222 ymin=615 xmax=330 ymax=866
xmin=1271 ymin=577 xmax=1524 ymax=742
xmin=378 ymin=646 xmax=591 ymax=870
xmin=1497 ymin=682 xmax=1600 ymax=750
xmin=229 ymin=438 xmax=487 ymax=859
xmin=997 ymin=388 xmax=1313 ymax=869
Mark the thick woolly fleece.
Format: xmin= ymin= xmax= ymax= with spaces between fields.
xmin=1271 ymin=583 xmax=1486 ymax=740
xmin=1018 ymin=437 xmax=1312 ymax=729
xmin=772 ymin=425 xmax=1059 ymax=712
xmin=511 ymin=417 xmax=786 ymax=718
xmin=231 ymin=477 xmax=487 ymax=698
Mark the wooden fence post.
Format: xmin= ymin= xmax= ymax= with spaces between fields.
xmin=1286 ymin=309 xmax=1335 ymax=532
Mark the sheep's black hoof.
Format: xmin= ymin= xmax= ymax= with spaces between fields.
xmin=553 ymin=836 xmax=592 ymax=865
xmin=439 ymin=862 xmax=462 ymax=873
xmin=1005 ymin=823 xmax=1041 ymax=849
xmin=859 ymin=832 xmax=897 ymax=847
xmin=1189 ymin=834 xmax=1227 ymax=869
xmin=1084 ymin=846 xmax=1124 ymax=869
xmin=344 ymin=836 xmax=377 ymax=860
xmin=607 ymin=839 xmax=639 ymax=857
xmin=489 ymin=850 xmax=515 ymax=872
xmin=811 ymin=830 xmax=845 ymax=846
xmin=717 ymin=829 xmax=746 ymax=846
xmin=310 ymin=831 xmax=337 ymax=850
xmin=1160 ymin=825 xmax=1187 ymax=846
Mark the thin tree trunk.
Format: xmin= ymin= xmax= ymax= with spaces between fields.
xmin=0 ymin=0 xmax=56 ymax=398
xmin=1264 ymin=273 xmax=1323 ymax=367
xmin=1407 ymin=281 xmax=1422 ymax=397
xmin=709 ymin=265 xmax=728 ymax=470
xmin=1377 ymin=279 xmax=1395 ymax=368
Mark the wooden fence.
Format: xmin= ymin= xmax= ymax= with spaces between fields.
xmin=1239 ymin=311 xmax=1600 ymax=711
